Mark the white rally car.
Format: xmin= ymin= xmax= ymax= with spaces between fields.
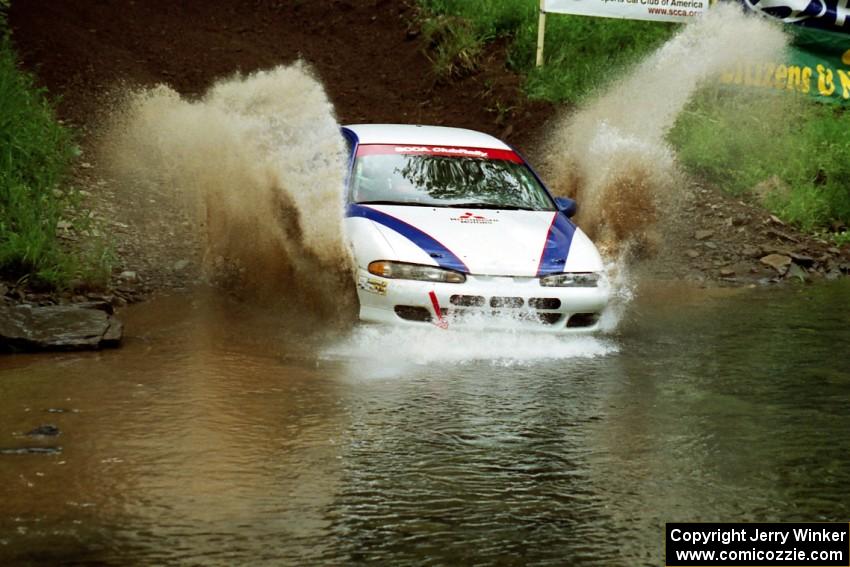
xmin=342 ymin=124 xmax=609 ymax=332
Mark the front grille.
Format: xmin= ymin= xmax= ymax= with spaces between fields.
xmin=394 ymin=305 xmax=433 ymax=322
xmin=450 ymin=294 xmax=485 ymax=307
xmin=537 ymin=313 xmax=562 ymax=325
xmin=566 ymin=313 xmax=600 ymax=328
xmin=444 ymin=309 xmax=563 ymax=326
xmin=490 ymin=296 xmax=524 ymax=308
xmin=529 ymin=297 xmax=561 ymax=310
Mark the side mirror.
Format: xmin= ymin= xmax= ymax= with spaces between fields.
xmin=554 ymin=197 xmax=577 ymax=218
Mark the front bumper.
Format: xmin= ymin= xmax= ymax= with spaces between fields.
xmin=355 ymin=268 xmax=610 ymax=333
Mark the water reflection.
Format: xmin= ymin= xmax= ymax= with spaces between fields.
xmin=1 ymin=282 xmax=849 ymax=565
xmin=353 ymin=152 xmax=554 ymax=210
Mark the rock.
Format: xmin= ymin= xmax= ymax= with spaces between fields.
xmin=786 ymin=263 xmax=808 ymax=282
xmin=101 ymin=317 xmax=124 ymax=347
xmin=0 ymin=283 xmax=7 ymax=297
xmin=827 ymin=247 xmax=840 ymax=255
xmin=719 ymin=267 xmax=735 ymax=277
xmin=768 ymin=214 xmax=785 ymax=225
xmin=685 ymin=249 xmax=700 ymax=259
xmin=56 ymin=220 xmax=73 ymax=230
xmin=760 ymin=254 xmax=792 ymax=273
xmin=26 ymin=424 xmax=60 ymax=437
xmin=173 ymin=259 xmax=190 ymax=271
xmin=75 ymin=300 xmax=114 ymax=314
xmin=704 ymin=242 xmax=718 ymax=250
xmin=788 ymin=252 xmax=816 ymax=267
xmin=119 ymin=270 xmax=138 ymax=283
xmin=764 ymin=245 xmax=792 ymax=256
xmin=694 ymin=229 xmax=714 ymax=241
xmin=742 ymin=244 xmax=762 ymax=258
xmin=766 ymin=228 xmax=799 ymax=243
xmin=0 ymin=302 xmax=124 ymax=352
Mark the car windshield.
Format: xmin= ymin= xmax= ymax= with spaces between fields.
xmin=350 ymin=146 xmax=555 ymax=211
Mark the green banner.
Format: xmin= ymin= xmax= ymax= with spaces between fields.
xmin=721 ymin=2 xmax=850 ymax=104
xmin=719 ymin=26 xmax=850 ymax=103
xmin=789 ymin=26 xmax=850 ymax=102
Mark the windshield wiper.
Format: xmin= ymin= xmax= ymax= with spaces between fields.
xmin=445 ymin=202 xmax=537 ymax=211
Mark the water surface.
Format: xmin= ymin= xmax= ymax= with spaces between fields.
xmin=1 ymin=282 xmax=848 ymax=565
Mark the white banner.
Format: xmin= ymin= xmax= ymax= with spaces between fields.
xmin=542 ymin=0 xmax=709 ymax=23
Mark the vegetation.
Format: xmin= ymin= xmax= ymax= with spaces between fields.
xmin=670 ymin=88 xmax=850 ymax=233
xmin=419 ymin=0 xmax=676 ymax=101
xmin=0 ymin=9 xmax=110 ymax=289
xmin=417 ymin=0 xmax=850 ymax=239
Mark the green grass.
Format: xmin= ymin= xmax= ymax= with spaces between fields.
xmin=417 ymin=0 xmax=850 ymax=236
xmin=420 ymin=15 xmax=486 ymax=79
xmin=669 ymin=87 xmax=850 ymax=232
xmin=0 ymin=12 xmax=111 ymax=289
xmin=418 ymin=0 xmax=676 ymax=102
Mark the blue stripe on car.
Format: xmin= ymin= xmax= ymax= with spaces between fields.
xmin=340 ymin=127 xmax=359 ymax=195
xmin=536 ymin=212 xmax=575 ymax=276
xmin=346 ymin=204 xmax=469 ymax=273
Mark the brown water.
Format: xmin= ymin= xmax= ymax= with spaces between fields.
xmin=1 ymin=282 xmax=849 ymax=566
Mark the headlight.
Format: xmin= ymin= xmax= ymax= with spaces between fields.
xmin=368 ymin=260 xmax=466 ymax=283
xmin=540 ymin=272 xmax=600 ymax=287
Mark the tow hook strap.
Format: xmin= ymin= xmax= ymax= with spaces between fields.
xmin=428 ymin=291 xmax=449 ymax=330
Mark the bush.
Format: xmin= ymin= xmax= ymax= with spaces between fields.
xmin=420 ymin=15 xmax=486 ymax=79
xmin=0 ymin=16 xmax=108 ymax=288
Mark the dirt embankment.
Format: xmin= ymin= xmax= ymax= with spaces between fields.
xmin=9 ymin=0 xmax=548 ymax=141
xmin=6 ymin=0 xmax=850 ymax=305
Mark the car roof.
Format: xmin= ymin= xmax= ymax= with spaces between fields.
xmin=343 ymin=124 xmax=512 ymax=151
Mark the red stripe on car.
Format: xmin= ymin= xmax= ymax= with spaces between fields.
xmin=356 ymin=144 xmax=523 ymax=163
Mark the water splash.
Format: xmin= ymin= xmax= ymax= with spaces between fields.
xmin=540 ymin=4 xmax=788 ymax=256
xmin=598 ymin=251 xmax=636 ymax=333
xmin=100 ymin=62 xmax=355 ymax=313
xmin=323 ymin=324 xmax=618 ymax=371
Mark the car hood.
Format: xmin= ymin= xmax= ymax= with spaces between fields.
xmin=346 ymin=204 xmax=604 ymax=277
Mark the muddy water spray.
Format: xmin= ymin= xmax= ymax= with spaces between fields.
xmin=541 ymin=4 xmax=788 ymax=255
xmin=102 ymin=63 xmax=354 ymax=314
